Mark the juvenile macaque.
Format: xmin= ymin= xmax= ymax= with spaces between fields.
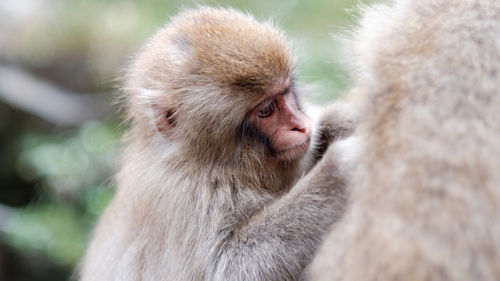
xmin=80 ymin=7 xmax=352 ymax=281
xmin=307 ymin=0 xmax=500 ymax=280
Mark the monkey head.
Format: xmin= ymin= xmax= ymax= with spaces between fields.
xmin=123 ymin=7 xmax=312 ymax=166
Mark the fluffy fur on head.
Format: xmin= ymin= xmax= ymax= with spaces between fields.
xmin=122 ymin=7 xmax=295 ymax=166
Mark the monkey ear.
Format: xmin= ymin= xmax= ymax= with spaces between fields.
xmin=152 ymin=104 xmax=177 ymax=139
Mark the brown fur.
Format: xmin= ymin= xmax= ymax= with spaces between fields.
xmin=306 ymin=0 xmax=500 ymax=280
xmin=80 ymin=7 xmax=350 ymax=281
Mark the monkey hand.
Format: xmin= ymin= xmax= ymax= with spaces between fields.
xmin=305 ymin=102 xmax=357 ymax=171
xmin=316 ymin=102 xmax=357 ymax=149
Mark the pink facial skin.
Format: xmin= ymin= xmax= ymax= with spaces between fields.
xmin=250 ymin=88 xmax=312 ymax=161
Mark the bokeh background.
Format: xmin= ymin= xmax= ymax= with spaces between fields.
xmin=0 ymin=0 xmax=381 ymax=280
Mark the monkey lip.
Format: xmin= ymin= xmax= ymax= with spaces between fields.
xmin=275 ymin=136 xmax=311 ymax=160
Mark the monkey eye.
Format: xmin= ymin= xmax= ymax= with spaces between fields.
xmin=257 ymin=98 xmax=276 ymax=118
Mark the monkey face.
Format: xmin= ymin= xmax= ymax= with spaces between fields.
xmin=247 ymin=83 xmax=312 ymax=162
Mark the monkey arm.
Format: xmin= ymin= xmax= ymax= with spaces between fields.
xmin=212 ymin=145 xmax=349 ymax=281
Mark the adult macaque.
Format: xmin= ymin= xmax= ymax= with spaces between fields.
xmin=80 ymin=7 xmax=352 ymax=281
xmin=307 ymin=0 xmax=500 ymax=280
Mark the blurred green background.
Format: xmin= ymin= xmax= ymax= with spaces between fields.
xmin=0 ymin=0 xmax=381 ymax=280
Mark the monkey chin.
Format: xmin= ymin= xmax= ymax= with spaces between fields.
xmin=275 ymin=136 xmax=311 ymax=162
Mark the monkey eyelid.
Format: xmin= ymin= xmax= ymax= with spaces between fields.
xmin=257 ymin=98 xmax=277 ymax=118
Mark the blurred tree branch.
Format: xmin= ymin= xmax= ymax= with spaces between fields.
xmin=0 ymin=64 xmax=112 ymax=126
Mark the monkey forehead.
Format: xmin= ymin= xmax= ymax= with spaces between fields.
xmin=167 ymin=7 xmax=295 ymax=92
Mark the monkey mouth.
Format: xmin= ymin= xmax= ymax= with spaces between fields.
xmin=275 ymin=136 xmax=311 ymax=161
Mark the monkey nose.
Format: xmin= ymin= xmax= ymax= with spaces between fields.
xmin=291 ymin=116 xmax=312 ymax=135
xmin=292 ymin=125 xmax=307 ymax=133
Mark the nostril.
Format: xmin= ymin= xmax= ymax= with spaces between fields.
xmin=292 ymin=126 xmax=306 ymax=133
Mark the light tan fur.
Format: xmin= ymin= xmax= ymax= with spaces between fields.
xmin=80 ymin=7 xmax=351 ymax=281
xmin=307 ymin=0 xmax=500 ymax=280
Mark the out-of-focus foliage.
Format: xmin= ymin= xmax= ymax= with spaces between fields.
xmin=0 ymin=0 xmax=382 ymax=280
xmin=2 ymin=122 xmax=118 ymax=270
xmin=17 ymin=122 xmax=120 ymax=198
